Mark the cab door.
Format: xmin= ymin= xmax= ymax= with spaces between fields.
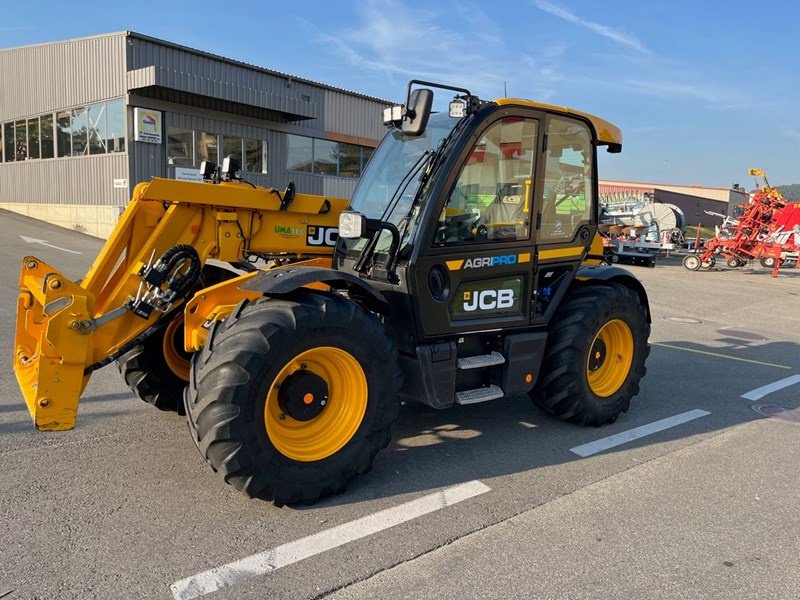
xmin=531 ymin=115 xmax=598 ymax=324
xmin=412 ymin=112 xmax=544 ymax=338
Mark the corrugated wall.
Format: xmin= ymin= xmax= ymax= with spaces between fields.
xmin=127 ymin=37 xmax=321 ymax=123
xmin=324 ymin=90 xmax=389 ymax=141
xmin=0 ymin=34 xmax=127 ymax=121
xmin=0 ymin=154 xmax=129 ymax=205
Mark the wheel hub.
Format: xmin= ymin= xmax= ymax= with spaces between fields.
xmin=588 ymin=338 xmax=607 ymax=371
xmin=277 ymin=370 xmax=329 ymax=421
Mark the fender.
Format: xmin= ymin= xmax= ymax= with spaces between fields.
xmin=241 ymin=266 xmax=389 ymax=314
xmin=575 ymin=264 xmax=651 ymax=322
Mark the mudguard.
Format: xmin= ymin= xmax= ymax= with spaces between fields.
xmin=241 ymin=266 xmax=389 ymax=313
xmin=576 ymin=264 xmax=651 ymax=322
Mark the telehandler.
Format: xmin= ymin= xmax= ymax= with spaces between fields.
xmin=15 ymin=81 xmax=650 ymax=506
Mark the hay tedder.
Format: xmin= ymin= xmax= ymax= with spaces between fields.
xmin=15 ymin=81 xmax=651 ymax=505
xmin=682 ymin=169 xmax=800 ymax=276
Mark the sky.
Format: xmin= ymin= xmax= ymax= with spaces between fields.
xmin=2 ymin=0 xmax=799 ymax=187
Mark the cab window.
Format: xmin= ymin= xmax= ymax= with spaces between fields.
xmin=436 ymin=117 xmax=538 ymax=245
xmin=540 ymin=117 xmax=594 ymax=242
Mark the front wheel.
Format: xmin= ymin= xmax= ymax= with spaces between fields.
xmin=683 ymin=254 xmax=701 ymax=271
xmin=531 ymin=283 xmax=650 ymax=426
xmin=185 ymin=292 xmax=402 ymax=505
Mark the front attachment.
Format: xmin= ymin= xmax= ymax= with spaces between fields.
xmin=14 ymin=256 xmax=96 ymax=431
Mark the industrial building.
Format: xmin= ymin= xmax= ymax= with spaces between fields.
xmin=0 ymin=32 xmax=390 ymax=237
xmin=599 ymin=180 xmax=749 ymax=226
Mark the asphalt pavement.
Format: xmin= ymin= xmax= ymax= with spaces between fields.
xmin=1 ymin=209 xmax=799 ymax=600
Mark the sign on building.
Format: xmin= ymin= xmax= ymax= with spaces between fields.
xmin=174 ymin=167 xmax=204 ymax=182
xmin=133 ymin=108 xmax=163 ymax=144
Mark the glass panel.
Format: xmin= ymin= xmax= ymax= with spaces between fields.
xmin=439 ymin=117 xmax=538 ymax=244
xmin=286 ymin=134 xmax=312 ymax=172
xmin=338 ymin=143 xmax=361 ymax=178
xmin=196 ymin=131 xmax=218 ymax=165
xmin=245 ymin=138 xmax=266 ymax=173
xmin=167 ymin=127 xmax=194 ymax=166
xmin=106 ymin=98 xmax=125 ymax=152
xmin=56 ymin=111 xmax=71 ymax=157
xmin=222 ymin=135 xmax=242 ymax=166
xmin=313 ymin=139 xmax=338 ymax=175
xmin=2 ymin=122 xmax=12 ymax=162
xmin=40 ymin=114 xmax=54 ymax=159
xmin=88 ymin=103 xmax=107 ymax=154
xmin=15 ymin=121 xmax=27 ymax=160
xmin=71 ymin=107 xmax=88 ymax=156
xmin=26 ymin=117 xmax=40 ymax=159
xmin=541 ymin=117 xmax=593 ymax=242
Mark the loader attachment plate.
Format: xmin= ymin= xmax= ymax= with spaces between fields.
xmin=14 ymin=256 xmax=95 ymax=431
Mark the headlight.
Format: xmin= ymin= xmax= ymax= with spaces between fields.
xmin=338 ymin=211 xmax=367 ymax=239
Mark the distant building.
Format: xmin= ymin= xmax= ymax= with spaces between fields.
xmin=599 ymin=180 xmax=749 ymax=226
xmin=0 ymin=32 xmax=390 ymax=237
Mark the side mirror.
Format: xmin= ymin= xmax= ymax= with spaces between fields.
xmin=402 ymin=88 xmax=433 ymax=137
xmin=339 ymin=210 xmax=367 ymax=239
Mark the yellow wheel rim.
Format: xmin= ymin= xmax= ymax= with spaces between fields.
xmin=586 ymin=319 xmax=634 ymax=398
xmin=163 ymin=315 xmax=191 ymax=382
xmin=265 ymin=347 xmax=367 ymax=462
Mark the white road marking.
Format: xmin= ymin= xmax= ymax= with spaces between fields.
xmin=170 ymin=480 xmax=491 ymax=599
xmin=741 ymin=375 xmax=800 ymax=401
xmin=19 ymin=235 xmax=82 ymax=254
xmin=570 ymin=409 xmax=711 ymax=458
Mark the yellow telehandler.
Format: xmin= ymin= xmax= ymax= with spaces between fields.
xmin=15 ymin=81 xmax=650 ymax=506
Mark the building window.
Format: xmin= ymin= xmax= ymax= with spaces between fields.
xmin=106 ymin=99 xmax=125 ymax=153
xmin=286 ymin=134 xmax=313 ymax=173
xmin=15 ymin=121 xmax=27 ymax=160
xmin=363 ymin=147 xmax=374 ymax=169
xmin=313 ymin=139 xmax=338 ymax=175
xmin=41 ymin=114 xmax=54 ymax=159
xmin=339 ymin=143 xmax=362 ymax=177
xmin=245 ymin=138 xmax=266 ymax=174
xmin=3 ymin=122 xmax=14 ymax=162
xmin=71 ymin=108 xmax=88 ymax=156
xmin=88 ymin=102 xmax=107 ymax=154
xmin=286 ymin=134 xmax=376 ymax=178
xmin=222 ymin=134 xmax=243 ymax=167
xmin=27 ymin=117 xmax=40 ymax=159
xmin=56 ymin=111 xmax=71 ymax=157
xmin=167 ymin=127 xmax=194 ymax=166
xmin=196 ymin=131 xmax=218 ymax=165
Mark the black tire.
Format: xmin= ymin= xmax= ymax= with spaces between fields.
xmin=682 ymin=255 xmax=701 ymax=271
xmin=531 ymin=283 xmax=650 ymax=426
xmin=701 ymin=256 xmax=716 ymax=269
xmin=184 ymin=291 xmax=402 ymax=506
xmin=726 ymin=256 xmax=741 ymax=268
xmin=117 ymin=265 xmax=235 ymax=414
xmin=760 ymin=257 xmax=777 ymax=269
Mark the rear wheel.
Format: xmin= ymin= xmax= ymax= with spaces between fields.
xmin=760 ymin=257 xmax=777 ymax=269
xmin=185 ymin=292 xmax=402 ymax=505
xmin=531 ymin=283 xmax=650 ymax=426
xmin=117 ymin=265 xmax=235 ymax=413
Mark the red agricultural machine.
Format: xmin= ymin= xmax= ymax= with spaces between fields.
xmin=683 ymin=169 xmax=800 ymax=276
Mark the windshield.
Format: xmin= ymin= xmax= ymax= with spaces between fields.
xmin=344 ymin=113 xmax=457 ymax=256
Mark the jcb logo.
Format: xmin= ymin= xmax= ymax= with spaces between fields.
xmin=463 ymin=289 xmax=515 ymax=312
xmin=307 ymin=226 xmax=339 ymax=247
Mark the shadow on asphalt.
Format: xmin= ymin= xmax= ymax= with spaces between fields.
xmin=296 ymin=337 xmax=800 ymax=510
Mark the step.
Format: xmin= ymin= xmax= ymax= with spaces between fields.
xmin=455 ymin=384 xmax=505 ymax=405
xmin=456 ymin=351 xmax=506 ymax=370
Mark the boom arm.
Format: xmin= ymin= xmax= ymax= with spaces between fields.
xmin=14 ymin=178 xmax=346 ymax=431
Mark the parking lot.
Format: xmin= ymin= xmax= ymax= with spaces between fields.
xmin=1 ymin=209 xmax=799 ymax=600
